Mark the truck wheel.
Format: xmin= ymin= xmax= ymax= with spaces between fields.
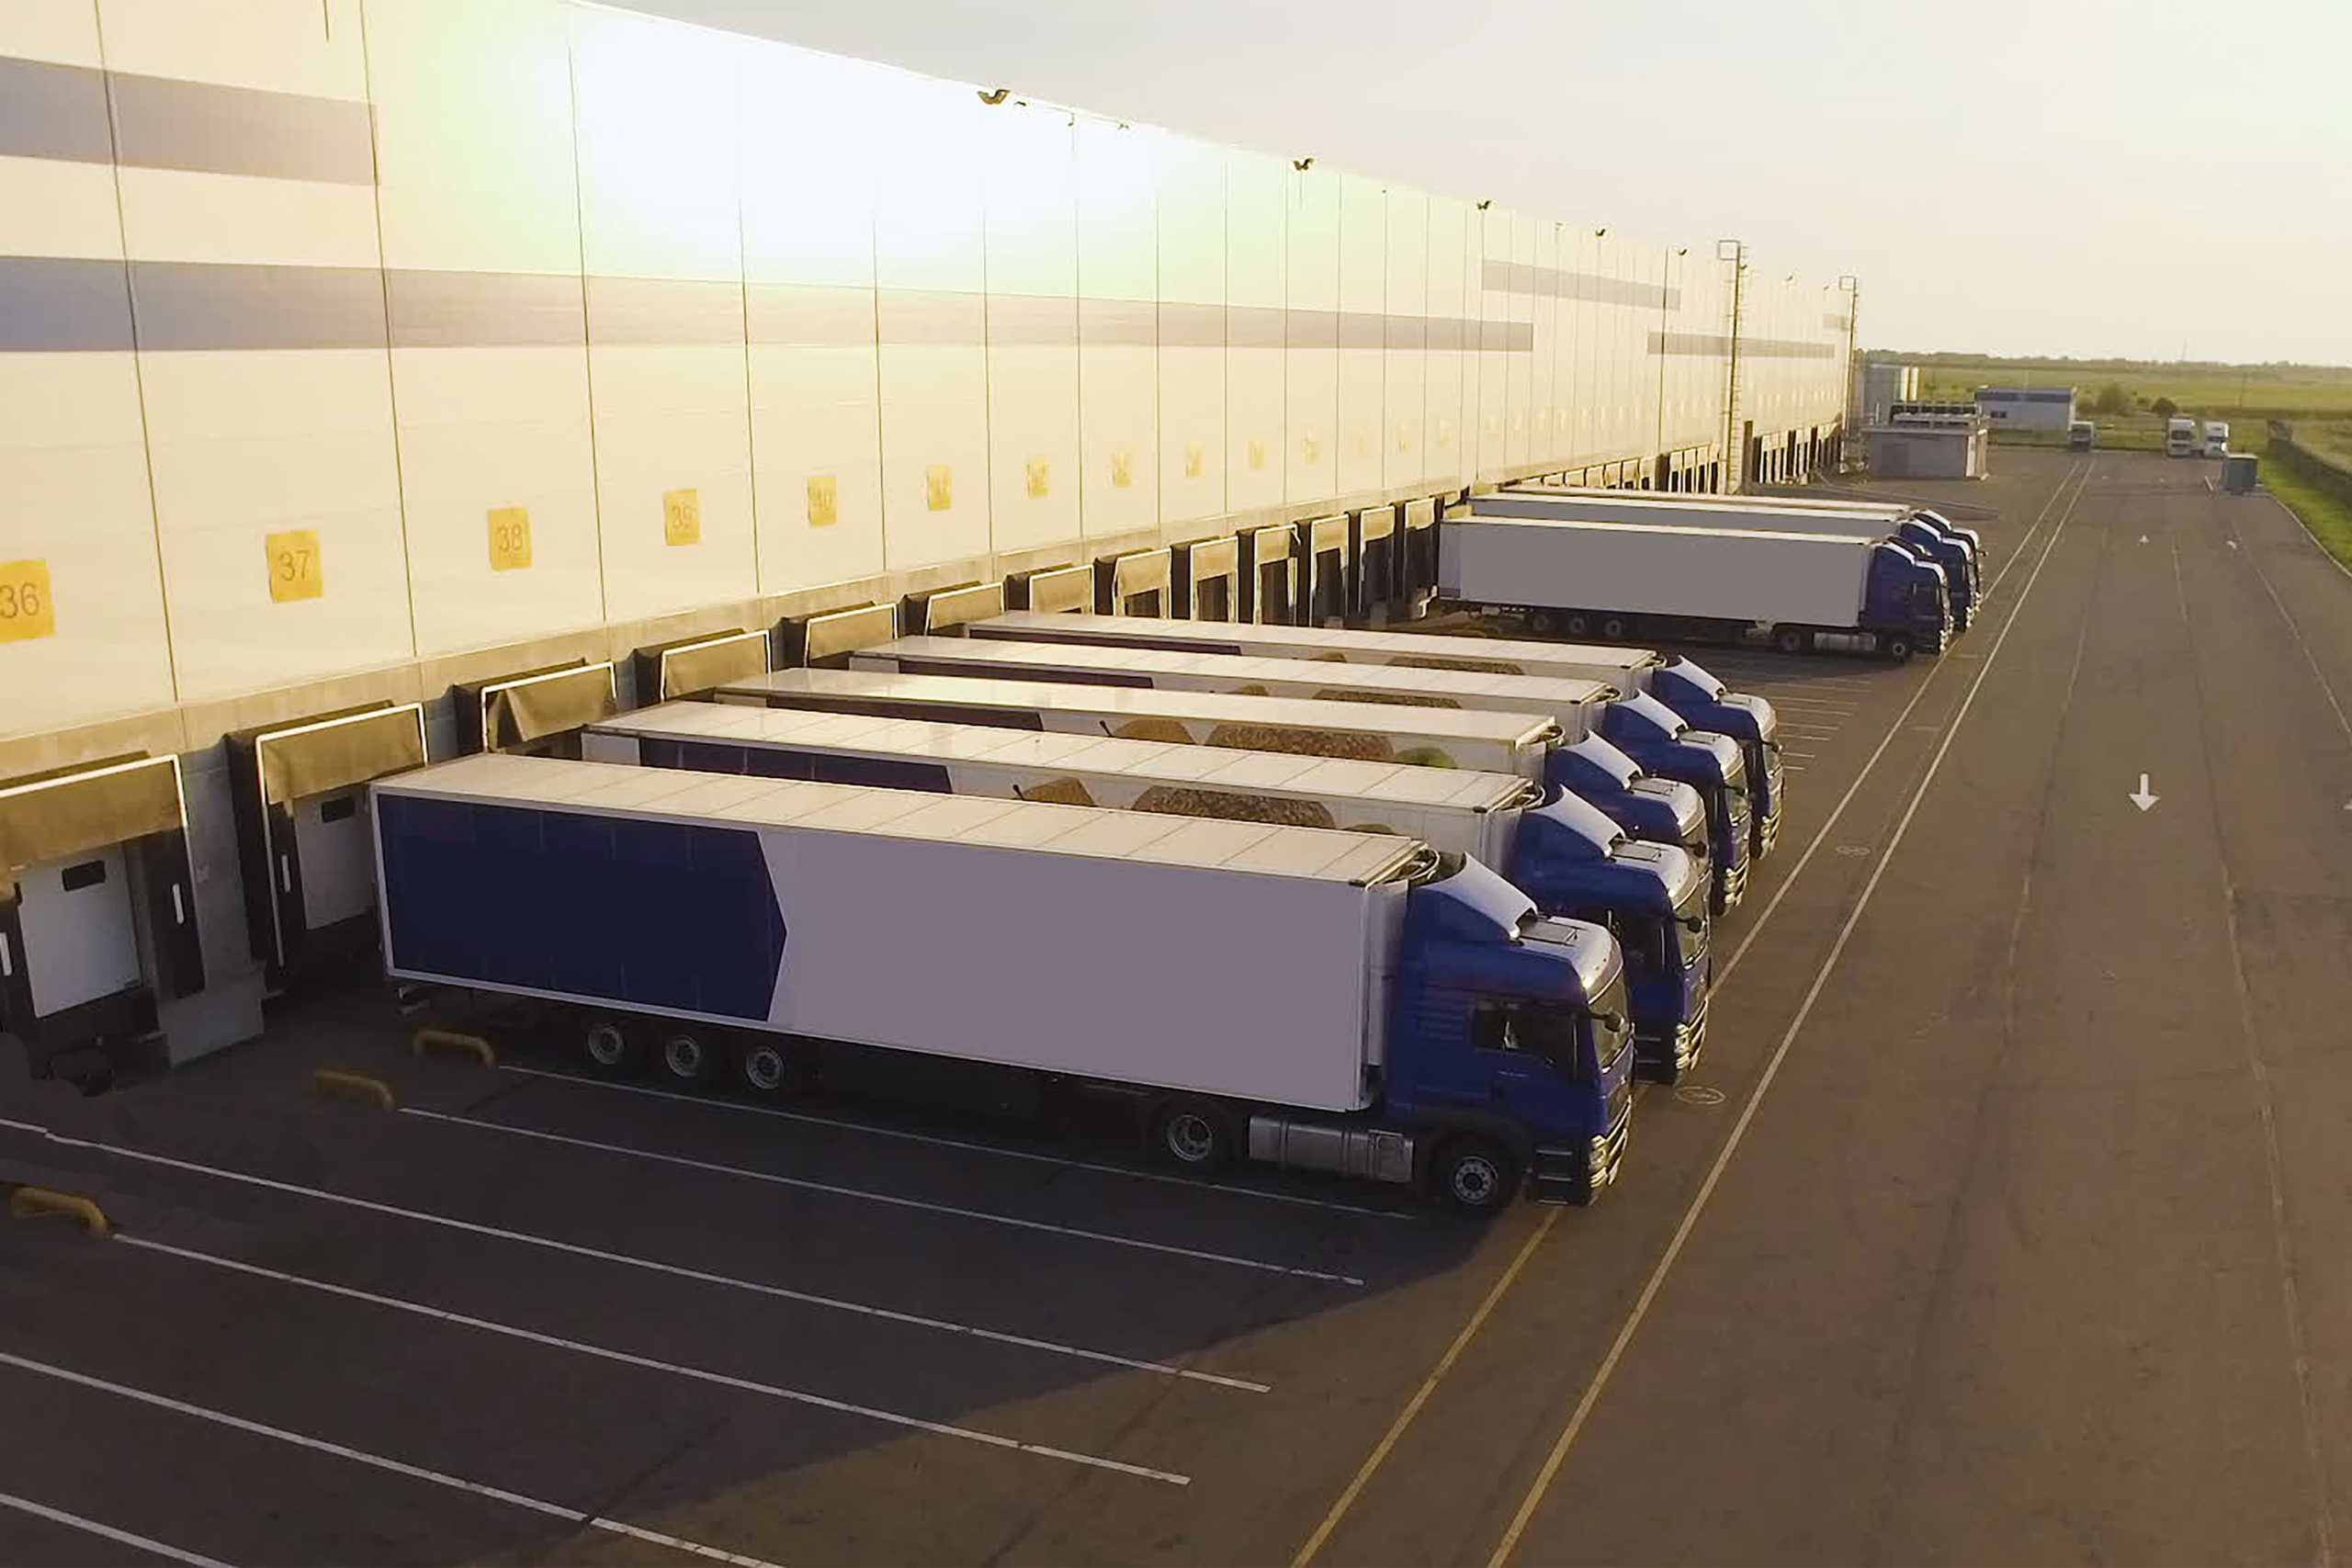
xmin=656 ymin=1029 xmax=726 ymax=1089
xmin=580 ymin=1016 xmax=646 ymax=1079
xmin=1883 ymin=635 xmax=1915 ymax=663
xmin=1600 ymin=615 xmax=1628 ymax=641
xmin=1151 ymin=1100 xmax=1233 ymax=1173
xmin=736 ymin=1039 xmax=813 ymax=1097
xmin=1775 ymin=627 xmax=1809 ymax=655
xmin=1433 ymin=1136 xmax=1518 ymax=1216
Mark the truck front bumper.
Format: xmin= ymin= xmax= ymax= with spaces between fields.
xmin=1713 ymin=857 xmax=1748 ymax=915
xmin=1634 ymin=993 xmax=1708 ymax=1083
xmin=1532 ymin=1111 xmax=1630 ymax=1204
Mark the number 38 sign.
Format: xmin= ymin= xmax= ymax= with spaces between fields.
xmin=0 ymin=558 xmax=54 ymax=642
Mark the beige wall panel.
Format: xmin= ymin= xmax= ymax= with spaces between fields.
xmin=869 ymin=74 xmax=988 ymax=295
xmin=876 ymin=293 xmax=989 ymax=570
xmin=1283 ymin=165 xmax=1339 ymax=505
xmin=747 ymin=290 xmax=886 ymax=594
xmin=367 ymin=0 xmax=581 ymax=274
xmin=394 ymin=347 xmax=602 ymax=658
xmin=0 ymin=156 xmax=124 ymax=257
xmin=1080 ymin=340 xmax=1156 ymax=541
xmin=1 ymin=0 xmax=102 ymax=63
xmin=1382 ymin=188 xmax=1427 ymax=491
xmin=987 ymin=336 xmax=1080 ymax=557
xmin=96 ymin=0 xmax=368 ymax=98
xmin=569 ymin=7 xmax=741 ymax=283
xmin=0 ymin=354 xmax=175 ymax=736
xmin=983 ymin=108 xmax=1077 ymax=299
xmin=1335 ymin=174 xmax=1385 ymax=496
xmin=141 ymin=350 xmax=412 ymax=703
xmin=1156 ymin=140 xmax=1224 ymax=526
xmin=1469 ymin=207 xmax=1508 ymax=481
xmin=116 ymin=169 xmax=382 ymax=267
xmin=1530 ymin=220 xmax=1558 ymax=468
xmin=1501 ymin=210 xmax=1534 ymax=472
xmin=1157 ymin=344 xmax=1224 ymax=528
xmin=1225 ymin=151 xmax=1284 ymax=514
xmin=1423 ymin=197 xmax=1468 ymax=491
xmin=739 ymin=44 xmax=886 ymax=593
xmin=586 ymin=339 xmax=756 ymax=624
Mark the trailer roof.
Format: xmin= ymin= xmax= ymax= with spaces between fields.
xmin=1499 ymin=484 xmax=1907 ymax=518
xmin=594 ymin=702 xmax=1533 ymax=812
xmin=382 ymin=752 xmax=1426 ymax=885
xmin=1450 ymin=512 xmax=1884 ymax=547
xmin=862 ymin=635 xmax=1620 ymax=707
xmin=975 ymin=610 xmax=1666 ymax=679
xmin=716 ymin=667 xmax=1564 ymax=745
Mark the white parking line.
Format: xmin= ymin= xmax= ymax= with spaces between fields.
xmin=116 ymin=1235 xmax=1192 ymax=1487
xmin=401 ymin=1106 xmax=1363 ymax=1285
xmin=493 ymin=1063 xmax=1414 ymax=1222
xmin=0 ymin=1114 xmax=1272 ymax=1389
xmin=0 ymin=1490 xmax=232 ymax=1568
xmin=0 ymin=1350 xmax=787 ymax=1568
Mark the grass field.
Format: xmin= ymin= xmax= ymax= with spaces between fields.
xmin=1905 ymin=355 xmax=2352 ymax=422
xmin=2263 ymin=456 xmax=2352 ymax=572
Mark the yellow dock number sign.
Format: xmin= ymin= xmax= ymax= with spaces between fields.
xmin=488 ymin=506 xmax=533 ymax=571
xmin=662 ymin=488 xmax=702 ymax=547
xmin=0 ymin=558 xmax=54 ymax=642
xmin=266 ymin=530 xmax=324 ymax=603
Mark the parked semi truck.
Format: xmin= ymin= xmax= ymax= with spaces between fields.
xmin=1503 ymin=481 xmax=1984 ymax=558
xmin=965 ymin=612 xmax=1784 ymax=859
xmin=374 ymin=752 xmax=1635 ymax=1210
xmin=2165 ymin=417 xmax=2197 ymax=457
xmin=1441 ymin=512 xmax=1952 ymax=661
xmin=586 ymin=702 xmax=1713 ymax=1080
xmin=713 ymin=668 xmax=1716 ymax=900
xmin=844 ymin=635 xmax=1751 ymax=910
xmin=1480 ymin=489 xmax=1982 ymax=633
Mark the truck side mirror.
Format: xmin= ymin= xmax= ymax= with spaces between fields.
xmin=1682 ymin=916 xmax=1706 ymax=932
xmin=1597 ymin=1012 xmax=1623 ymax=1033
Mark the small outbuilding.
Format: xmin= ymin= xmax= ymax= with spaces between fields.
xmin=1864 ymin=422 xmax=1987 ymax=479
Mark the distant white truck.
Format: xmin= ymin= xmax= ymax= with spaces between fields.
xmin=2201 ymin=421 xmax=2230 ymax=458
xmin=2165 ymin=417 xmax=2198 ymax=457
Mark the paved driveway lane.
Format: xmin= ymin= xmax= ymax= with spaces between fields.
xmin=1496 ymin=453 xmax=2326 ymax=1566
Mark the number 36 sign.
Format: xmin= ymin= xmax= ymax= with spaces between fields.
xmin=0 ymin=558 xmax=53 ymax=642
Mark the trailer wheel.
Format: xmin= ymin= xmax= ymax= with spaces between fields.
xmin=1433 ymin=1136 xmax=1518 ymax=1216
xmin=656 ymin=1029 xmax=726 ymax=1089
xmin=1883 ymin=634 xmax=1916 ymax=663
xmin=1151 ymin=1100 xmax=1233 ymax=1173
xmin=1775 ymin=627 xmax=1809 ymax=655
xmin=736 ymin=1039 xmax=815 ymax=1097
xmin=1600 ymin=615 xmax=1629 ymax=641
xmin=1527 ymin=610 xmax=1558 ymax=636
xmin=1563 ymin=613 xmax=1590 ymax=637
xmin=580 ymin=1017 xmax=646 ymax=1079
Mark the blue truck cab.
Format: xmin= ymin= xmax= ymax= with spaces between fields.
xmin=1393 ymin=855 xmax=1635 ymax=1205
xmin=1545 ymin=735 xmax=1711 ymax=879
xmin=1507 ymin=791 xmax=1711 ymax=1082
xmin=1864 ymin=539 xmax=1951 ymax=659
xmin=1913 ymin=508 xmax=1982 ymax=556
xmin=1894 ymin=519 xmax=1976 ymax=630
xmin=1645 ymin=656 xmax=1781 ymax=857
xmin=1592 ymin=693 xmax=1750 ymax=913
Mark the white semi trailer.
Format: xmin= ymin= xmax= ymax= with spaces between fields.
xmin=373 ymin=752 xmax=1636 ymax=1210
xmin=1441 ymin=512 xmax=1953 ymax=661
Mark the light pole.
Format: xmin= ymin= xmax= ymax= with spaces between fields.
xmin=1656 ymin=246 xmax=1685 ymax=486
xmin=1718 ymin=239 xmax=1745 ymax=491
xmin=1838 ymin=274 xmax=1859 ymax=469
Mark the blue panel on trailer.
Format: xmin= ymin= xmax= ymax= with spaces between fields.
xmin=379 ymin=794 xmax=786 ymax=1020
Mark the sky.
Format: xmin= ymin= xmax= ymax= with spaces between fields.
xmin=624 ymin=0 xmax=2352 ymax=366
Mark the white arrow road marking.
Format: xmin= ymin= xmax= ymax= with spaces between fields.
xmin=2140 ymin=535 xmax=2150 ymax=544
xmin=2130 ymin=773 xmax=2160 ymax=811
xmin=2229 ymin=538 xmax=2240 ymax=550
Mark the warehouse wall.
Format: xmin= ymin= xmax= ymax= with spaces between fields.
xmin=0 ymin=0 xmax=1853 ymax=1058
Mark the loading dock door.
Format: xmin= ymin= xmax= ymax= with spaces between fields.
xmin=292 ymin=790 xmax=374 ymax=931
xmin=17 ymin=847 xmax=140 ymax=1021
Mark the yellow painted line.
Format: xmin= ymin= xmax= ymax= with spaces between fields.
xmin=308 ymin=1068 xmax=394 ymax=1111
xmin=412 ymin=1029 xmax=495 ymax=1067
xmin=1292 ymin=1206 xmax=1560 ymax=1567
xmin=6 ymin=1186 xmax=110 ymax=1236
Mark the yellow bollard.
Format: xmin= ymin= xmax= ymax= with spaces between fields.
xmin=412 ymin=1029 xmax=495 ymax=1067
xmin=8 ymin=1186 xmax=112 ymax=1237
xmin=309 ymin=1067 xmax=396 ymax=1111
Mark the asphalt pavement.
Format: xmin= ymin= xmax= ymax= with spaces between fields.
xmin=3 ymin=447 xmax=2346 ymax=1566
